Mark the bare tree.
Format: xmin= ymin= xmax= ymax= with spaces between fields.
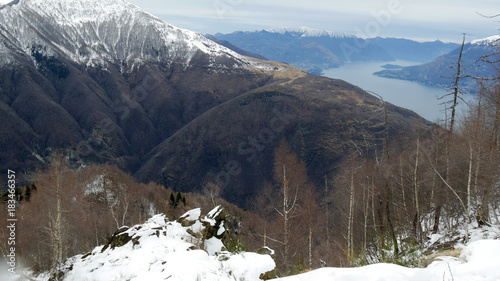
xmin=413 ymin=127 xmax=422 ymax=242
xmin=432 ymin=34 xmax=467 ymax=234
xmin=450 ymin=34 xmax=467 ymax=134
xmin=203 ymin=175 xmax=222 ymax=209
xmin=24 ymin=154 xmax=76 ymax=273
xmin=253 ymin=181 xmax=275 ymax=248
xmin=302 ymin=184 xmax=319 ymax=270
xmin=273 ymin=139 xmax=307 ymax=271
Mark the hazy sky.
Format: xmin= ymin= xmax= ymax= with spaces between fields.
xmin=128 ymin=0 xmax=499 ymax=42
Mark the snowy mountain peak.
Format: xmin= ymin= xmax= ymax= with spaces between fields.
xmin=470 ymin=35 xmax=500 ymax=45
xmin=266 ymin=26 xmax=354 ymax=39
xmin=0 ymin=0 xmax=275 ymax=70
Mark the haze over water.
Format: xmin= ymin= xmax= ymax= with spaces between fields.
xmin=323 ymin=61 xmax=473 ymax=123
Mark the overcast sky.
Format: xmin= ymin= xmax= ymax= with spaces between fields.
xmin=129 ymin=0 xmax=498 ymax=42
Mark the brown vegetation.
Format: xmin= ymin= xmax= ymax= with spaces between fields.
xmin=330 ymin=78 xmax=500 ymax=266
xmin=0 ymin=158 xmax=171 ymax=272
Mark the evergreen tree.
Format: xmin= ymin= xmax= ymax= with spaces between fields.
xmin=24 ymin=184 xmax=36 ymax=202
xmin=176 ymin=192 xmax=183 ymax=206
xmin=15 ymin=187 xmax=23 ymax=202
xmin=170 ymin=193 xmax=177 ymax=208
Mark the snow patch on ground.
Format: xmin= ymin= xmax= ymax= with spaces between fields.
xmin=275 ymin=240 xmax=500 ymax=281
xmin=425 ymin=221 xmax=500 ymax=252
xmin=278 ymin=218 xmax=500 ymax=281
xmin=205 ymin=237 xmax=224 ymax=255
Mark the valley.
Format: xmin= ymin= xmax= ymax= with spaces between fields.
xmin=0 ymin=0 xmax=499 ymax=280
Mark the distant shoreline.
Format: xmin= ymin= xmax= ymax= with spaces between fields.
xmin=380 ymin=63 xmax=403 ymax=70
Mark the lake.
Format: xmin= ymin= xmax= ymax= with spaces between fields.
xmin=322 ymin=61 xmax=474 ymax=123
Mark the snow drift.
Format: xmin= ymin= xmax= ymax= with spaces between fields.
xmin=48 ymin=207 xmax=275 ymax=281
xmin=277 ymin=230 xmax=500 ymax=281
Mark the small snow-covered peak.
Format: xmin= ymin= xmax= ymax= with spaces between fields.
xmin=49 ymin=209 xmax=275 ymax=281
xmin=470 ymin=35 xmax=500 ymax=45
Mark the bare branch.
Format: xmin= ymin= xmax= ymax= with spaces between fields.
xmin=475 ymin=11 xmax=500 ymax=19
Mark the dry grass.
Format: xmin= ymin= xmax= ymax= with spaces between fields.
xmin=248 ymin=57 xmax=309 ymax=82
xmin=421 ymin=248 xmax=462 ymax=267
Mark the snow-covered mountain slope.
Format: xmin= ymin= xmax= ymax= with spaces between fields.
xmin=28 ymin=207 xmax=275 ymax=281
xmin=0 ymin=0 xmax=275 ymax=70
xmin=470 ymin=35 xmax=500 ymax=45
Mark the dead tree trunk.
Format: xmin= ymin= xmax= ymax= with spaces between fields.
xmin=450 ymin=34 xmax=466 ymax=135
xmin=280 ymin=164 xmax=299 ymax=271
xmin=413 ymin=130 xmax=422 ymax=242
xmin=48 ymin=158 xmax=65 ymax=275
xmin=434 ymin=34 xmax=466 ymax=233
xmin=347 ymin=166 xmax=355 ymax=258
xmin=324 ymin=176 xmax=330 ymax=265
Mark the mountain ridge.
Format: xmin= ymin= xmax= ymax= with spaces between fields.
xmin=366 ymin=37 xmax=459 ymax=63
xmin=210 ymin=28 xmax=460 ymax=74
xmin=0 ymin=0 xmax=279 ymax=71
xmin=261 ymin=26 xmax=355 ymax=39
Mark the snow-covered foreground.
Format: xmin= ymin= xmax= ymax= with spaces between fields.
xmin=20 ymin=207 xmax=275 ymax=281
xmin=275 ymin=239 xmax=500 ymax=281
xmin=9 ymin=207 xmax=500 ymax=281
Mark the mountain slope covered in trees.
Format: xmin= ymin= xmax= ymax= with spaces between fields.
xmin=0 ymin=0 xmax=294 ymax=180
xmin=135 ymin=75 xmax=430 ymax=207
xmin=0 ymin=0 xmax=427 ymax=208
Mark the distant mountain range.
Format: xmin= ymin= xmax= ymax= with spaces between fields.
xmin=365 ymin=37 xmax=459 ymax=63
xmin=210 ymin=28 xmax=499 ymax=93
xmin=210 ymin=28 xmax=459 ymax=74
xmin=374 ymin=36 xmax=500 ymax=93
xmin=205 ymin=35 xmax=268 ymax=61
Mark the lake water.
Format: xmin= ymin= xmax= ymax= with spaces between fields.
xmin=322 ymin=61 xmax=473 ymax=123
